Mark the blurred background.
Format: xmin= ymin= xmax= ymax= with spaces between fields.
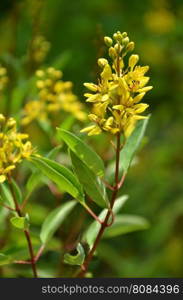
xmin=0 ymin=0 xmax=183 ymax=277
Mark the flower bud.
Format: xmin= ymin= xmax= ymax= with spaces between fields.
xmin=129 ymin=54 xmax=139 ymax=69
xmin=98 ymin=58 xmax=108 ymax=68
xmin=108 ymin=47 xmax=117 ymax=59
xmin=126 ymin=41 xmax=135 ymax=52
xmin=122 ymin=32 xmax=127 ymax=38
xmin=122 ymin=37 xmax=130 ymax=45
xmin=35 ymin=70 xmax=45 ymax=77
xmin=104 ymin=36 xmax=113 ymax=47
xmin=114 ymin=43 xmax=123 ymax=53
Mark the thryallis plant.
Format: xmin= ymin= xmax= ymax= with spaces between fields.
xmin=0 ymin=31 xmax=152 ymax=278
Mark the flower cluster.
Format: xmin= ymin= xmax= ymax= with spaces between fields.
xmin=0 ymin=65 xmax=8 ymax=91
xmin=81 ymin=31 xmax=152 ymax=137
xmin=21 ymin=67 xmax=86 ymax=125
xmin=0 ymin=115 xmax=34 ymax=183
xmin=31 ymin=35 xmax=51 ymax=63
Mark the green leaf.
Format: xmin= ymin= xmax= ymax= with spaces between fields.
xmin=0 ymin=253 xmax=12 ymax=266
xmin=84 ymin=209 xmax=107 ymax=248
xmin=57 ymin=129 xmax=105 ymax=177
xmin=30 ymin=156 xmax=84 ymax=203
xmin=0 ymin=183 xmax=14 ymax=208
xmin=70 ymin=151 xmax=108 ymax=208
xmin=26 ymin=146 xmax=62 ymax=194
xmin=112 ymin=195 xmax=129 ymax=214
xmin=11 ymin=179 xmax=22 ymax=204
xmin=120 ymin=116 xmax=150 ymax=173
xmin=103 ymin=215 xmax=150 ymax=238
xmin=64 ymin=243 xmax=85 ymax=266
xmin=10 ymin=216 xmax=26 ymax=229
xmin=40 ymin=200 xmax=76 ymax=244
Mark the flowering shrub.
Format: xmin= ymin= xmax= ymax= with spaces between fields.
xmin=0 ymin=29 xmax=152 ymax=278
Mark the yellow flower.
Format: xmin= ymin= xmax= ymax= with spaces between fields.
xmin=0 ymin=116 xmax=34 ymax=183
xmin=81 ymin=31 xmax=152 ymax=137
xmin=0 ymin=65 xmax=8 ymax=91
xmin=22 ymin=67 xmax=86 ymax=126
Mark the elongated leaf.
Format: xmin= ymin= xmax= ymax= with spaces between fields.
xmin=84 ymin=209 xmax=107 ymax=248
xmin=112 ymin=195 xmax=129 ymax=214
xmin=26 ymin=146 xmax=61 ymax=194
xmin=70 ymin=151 xmax=108 ymax=208
xmin=57 ymin=129 xmax=105 ymax=177
xmin=40 ymin=200 xmax=76 ymax=244
xmin=103 ymin=215 xmax=150 ymax=238
xmin=0 ymin=183 xmax=14 ymax=208
xmin=11 ymin=179 xmax=22 ymax=204
xmin=30 ymin=156 xmax=84 ymax=203
xmin=120 ymin=116 xmax=150 ymax=173
xmin=84 ymin=195 xmax=128 ymax=247
xmin=64 ymin=243 xmax=85 ymax=266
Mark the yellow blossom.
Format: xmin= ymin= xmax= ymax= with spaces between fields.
xmin=0 ymin=116 xmax=34 ymax=183
xmin=81 ymin=30 xmax=152 ymax=137
xmin=21 ymin=67 xmax=86 ymax=126
xmin=0 ymin=65 xmax=8 ymax=91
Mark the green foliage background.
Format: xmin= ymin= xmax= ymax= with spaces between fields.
xmin=0 ymin=0 xmax=183 ymax=277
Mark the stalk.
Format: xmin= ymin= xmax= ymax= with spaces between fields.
xmin=8 ymin=176 xmax=38 ymax=278
xmin=77 ymin=133 xmax=122 ymax=277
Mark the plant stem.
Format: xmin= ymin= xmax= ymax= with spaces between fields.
xmin=7 ymin=176 xmax=38 ymax=278
xmin=77 ymin=133 xmax=122 ymax=277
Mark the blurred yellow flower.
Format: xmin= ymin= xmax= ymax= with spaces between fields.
xmin=0 ymin=115 xmax=34 ymax=183
xmin=0 ymin=65 xmax=8 ymax=91
xmin=144 ymin=9 xmax=175 ymax=34
xmin=21 ymin=67 xmax=86 ymax=126
xmin=81 ymin=31 xmax=152 ymax=138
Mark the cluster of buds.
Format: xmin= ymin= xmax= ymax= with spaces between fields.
xmin=81 ymin=31 xmax=152 ymax=137
xmin=0 ymin=115 xmax=34 ymax=183
xmin=0 ymin=65 xmax=8 ymax=91
xmin=31 ymin=35 xmax=51 ymax=63
xmin=21 ymin=67 xmax=86 ymax=125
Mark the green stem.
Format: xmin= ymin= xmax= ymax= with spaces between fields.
xmin=77 ymin=133 xmax=122 ymax=278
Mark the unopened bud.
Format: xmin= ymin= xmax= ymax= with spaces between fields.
xmin=126 ymin=41 xmax=135 ymax=52
xmin=129 ymin=54 xmax=139 ymax=69
xmin=122 ymin=37 xmax=130 ymax=45
xmin=98 ymin=58 xmax=108 ymax=68
xmin=108 ymin=47 xmax=117 ymax=59
xmin=35 ymin=70 xmax=45 ymax=77
xmin=122 ymin=32 xmax=127 ymax=38
xmin=114 ymin=43 xmax=123 ymax=53
xmin=104 ymin=36 xmax=113 ymax=47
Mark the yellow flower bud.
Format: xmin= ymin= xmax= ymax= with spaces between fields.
xmin=108 ymin=47 xmax=117 ymax=59
xmin=98 ymin=58 xmax=108 ymax=68
xmin=122 ymin=37 xmax=130 ymax=45
xmin=36 ymin=80 xmax=45 ymax=89
xmin=36 ymin=70 xmax=45 ymax=77
xmin=122 ymin=32 xmax=127 ymax=38
xmin=104 ymin=36 xmax=113 ymax=47
xmin=126 ymin=41 xmax=135 ymax=52
xmin=129 ymin=54 xmax=139 ymax=69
